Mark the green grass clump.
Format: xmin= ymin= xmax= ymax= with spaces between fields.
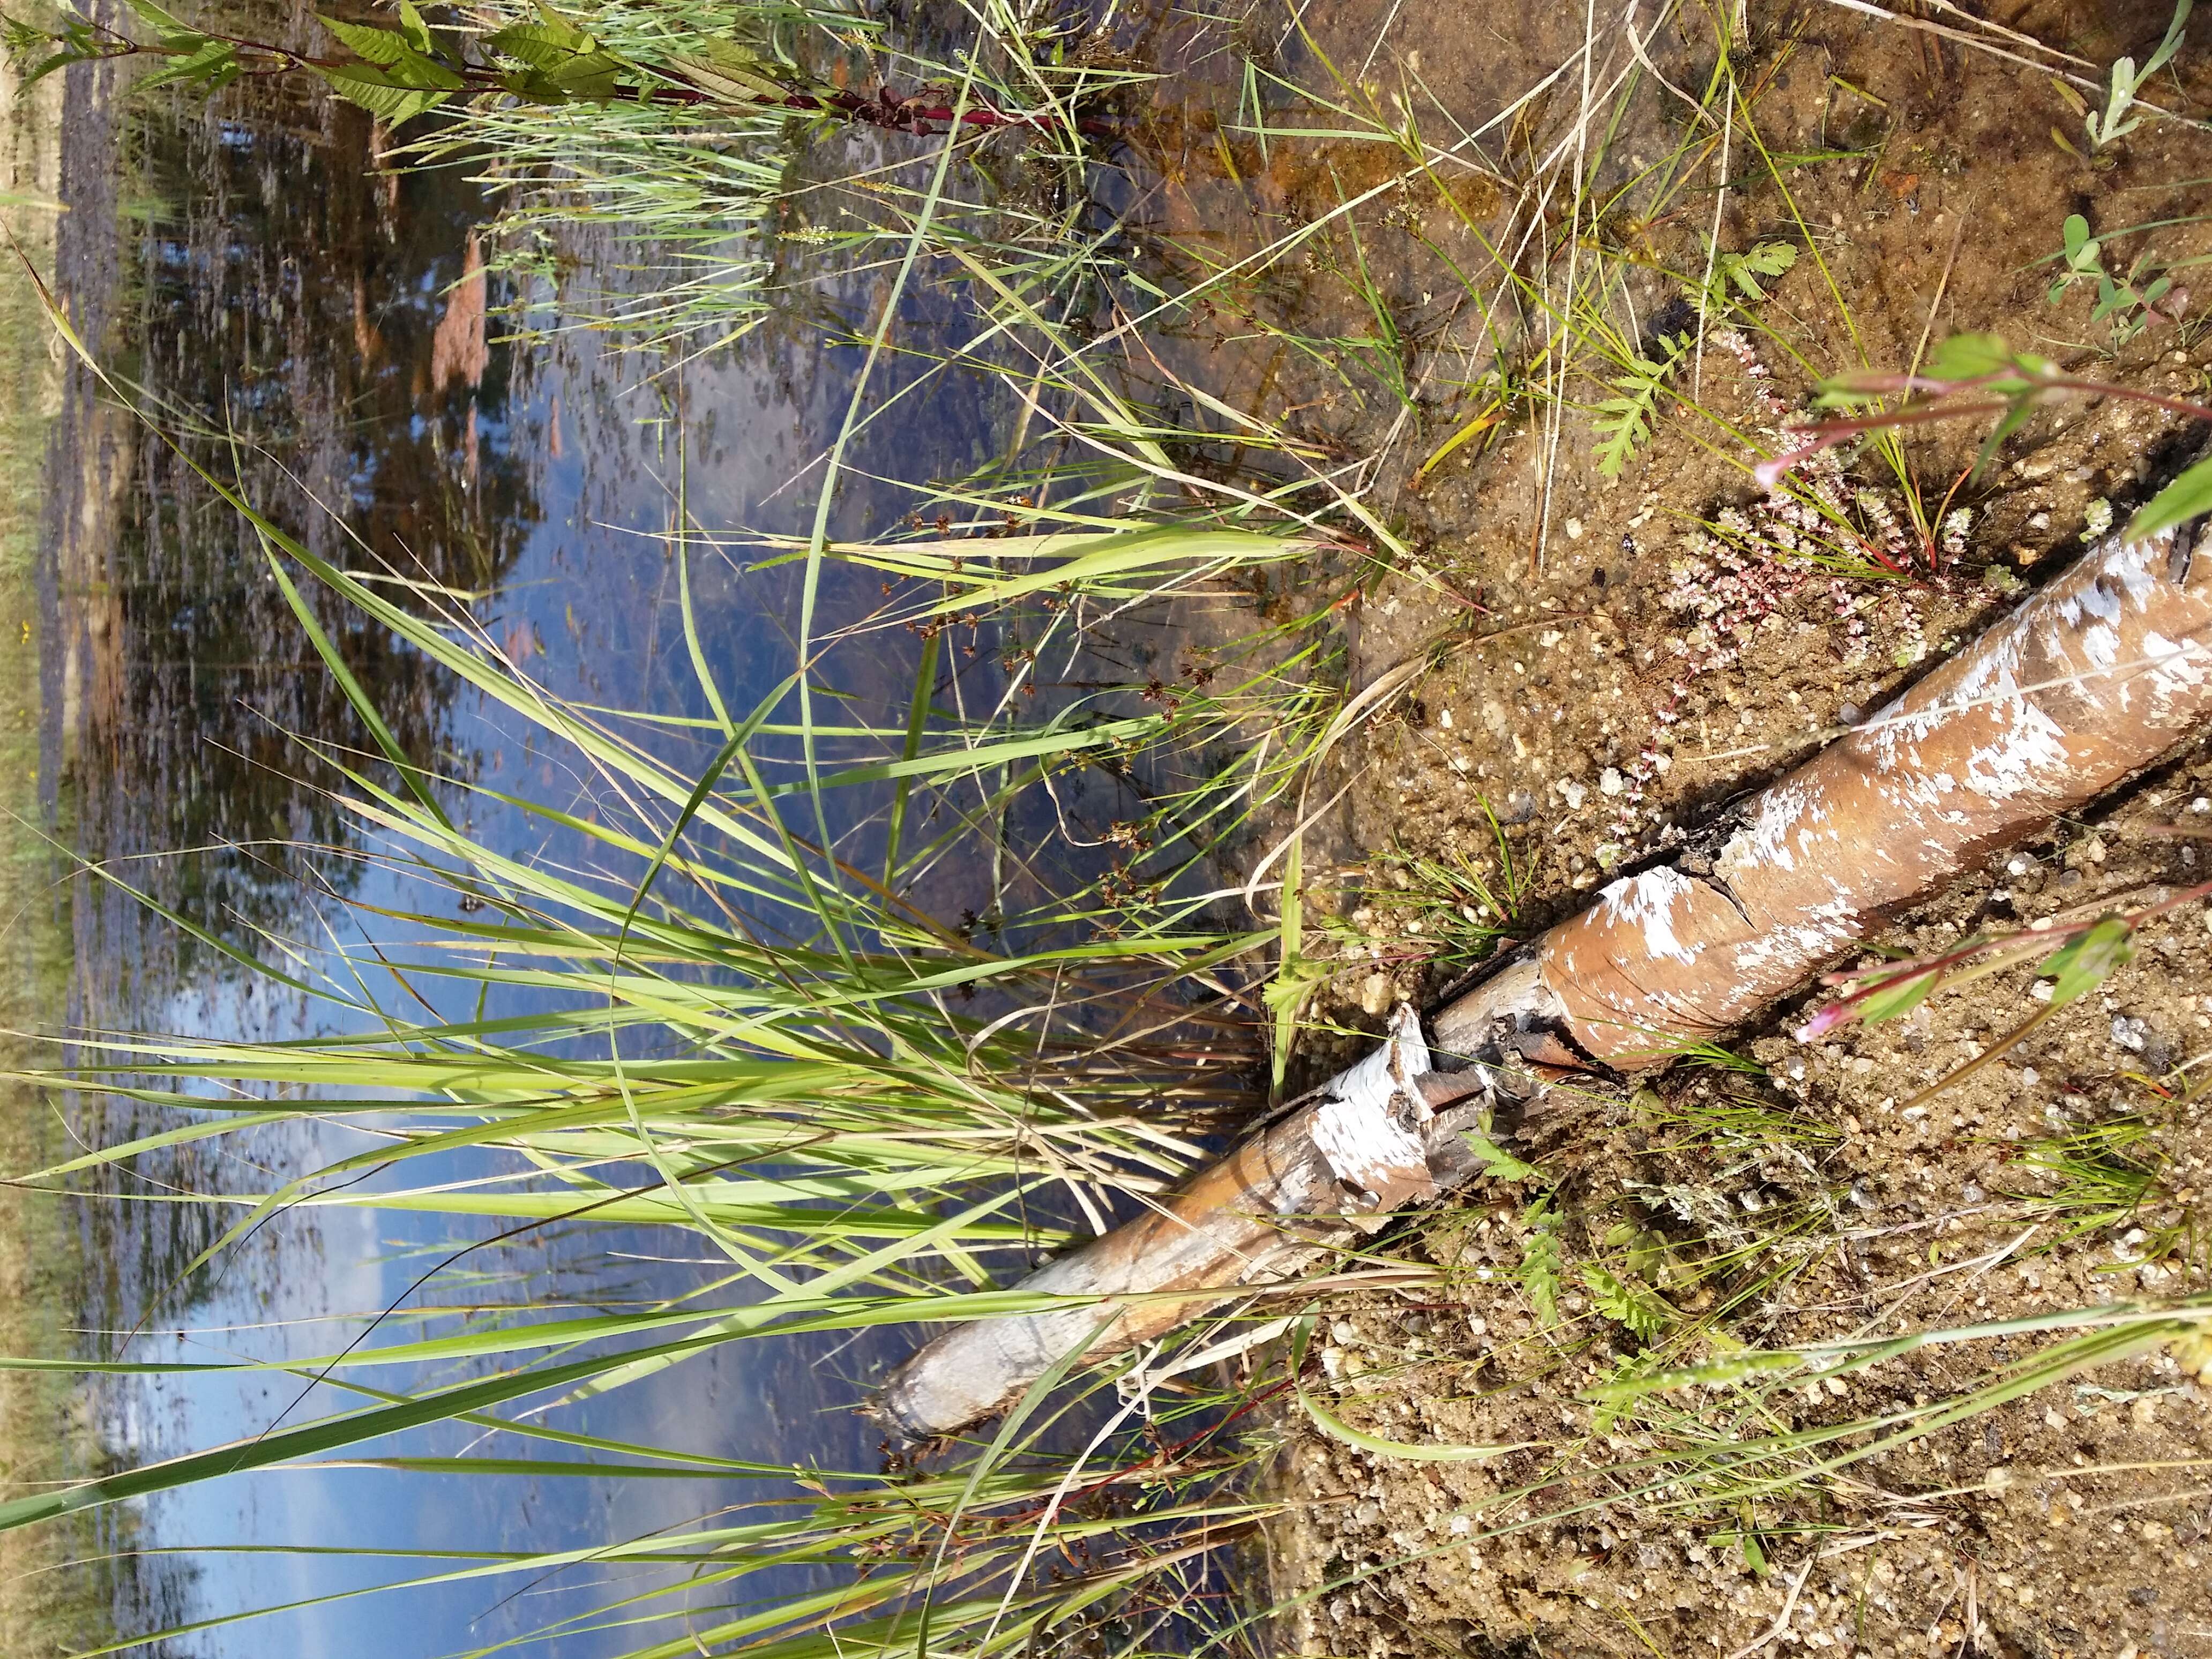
xmin=0 ymin=248 xmax=1372 ymax=1648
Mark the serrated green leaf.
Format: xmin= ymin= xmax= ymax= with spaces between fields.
xmin=383 ymin=46 xmax=461 ymax=88
xmin=322 ymin=15 xmax=414 ymax=64
xmin=1462 ymin=1128 xmax=1539 ymax=1183
xmin=397 ymin=0 xmax=433 ymax=55
xmin=1520 ymin=1201 xmax=1562 ymax=1325
xmin=2126 ymin=453 xmax=2212 ymax=541
xmin=532 ymin=1 xmax=593 ymax=45
xmin=545 ymin=46 xmax=624 ymax=96
xmin=1583 ymin=1265 xmax=1676 ymax=1340
xmin=20 ymin=48 xmax=80 ymax=89
xmin=2038 ymin=915 xmax=2134 ymax=1008
xmin=494 ymin=66 xmax=569 ymax=103
xmin=666 ymin=40 xmax=789 ymax=102
xmin=1741 ymin=240 xmax=1797 ymax=276
xmin=136 ymin=36 xmax=236 ymax=94
xmin=1727 ymin=240 xmax=1797 ymax=299
xmin=485 ymin=20 xmax=595 ymax=70
xmin=312 ymin=61 xmax=453 ymax=122
xmin=118 ymin=0 xmax=190 ymax=36
xmin=1591 ymin=332 xmax=1687 ymax=478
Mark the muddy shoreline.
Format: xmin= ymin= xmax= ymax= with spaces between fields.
xmin=1221 ymin=3 xmax=2212 ymax=1654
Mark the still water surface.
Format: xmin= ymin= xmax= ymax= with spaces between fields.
xmin=41 ymin=59 xmax=1055 ymax=1656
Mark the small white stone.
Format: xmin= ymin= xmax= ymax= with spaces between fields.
xmin=1564 ymin=518 xmax=1585 ymax=540
xmin=2007 ymin=856 xmax=2031 ymax=876
xmin=1439 ymin=707 xmax=1453 ymax=728
xmin=1598 ymin=768 xmax=1626 ymax=796
xmin=1562 ymin=780 xmax=1588 ymax=809
xmin=2192 ymin=796 xmax=2211 ymax=814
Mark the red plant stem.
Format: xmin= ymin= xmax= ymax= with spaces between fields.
xmin=1817 ymin=875 xmax=2212 ymax=1016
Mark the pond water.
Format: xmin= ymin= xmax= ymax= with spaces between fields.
xmin=10 ymin=0 xmax=1543 ymax=1644
xmin=31 ymin=53 xmax=1077 ymax=1658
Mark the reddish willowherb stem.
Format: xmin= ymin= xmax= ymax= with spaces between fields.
xmin=1757 ymin=366 xmax=2212 ymax=492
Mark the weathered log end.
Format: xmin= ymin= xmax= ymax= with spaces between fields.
xmin=875 ymin=1007 xmax=1516 ymax=1439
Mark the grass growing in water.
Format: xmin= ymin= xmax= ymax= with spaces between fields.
xmin=20 ymin=3 xmax=2212 ymax=1651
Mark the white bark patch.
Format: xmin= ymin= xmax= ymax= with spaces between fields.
xmin=1728 ymin=905 xmax=1857 ymax=975
xmin=1718 ymin=780 xmax=1815 ymax=878
xmin=1312 ymin=1004 xmax=1431 ymax=1193
xmin=1596 ymin=868 xmax=1705 ymax=965
xmin=2143 ymin=631 xmax=2210 ymax=707
xmin=1960 ymin=698 xmax=2071 ymax=801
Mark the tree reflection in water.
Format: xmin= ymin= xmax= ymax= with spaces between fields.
xmin=50 ymin=68 xmax=534 ymax=1000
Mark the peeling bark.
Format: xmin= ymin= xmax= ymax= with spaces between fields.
xmin=1444 ymin=519 xmax=2212 ymax=1065
xmin=879 ymin=519 xmax=2212 ymax=1438
xmin=876 ymin=1010 xmax=1500 ymax=1440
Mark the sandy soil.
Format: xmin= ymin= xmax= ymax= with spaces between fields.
xmin=1132 ymin=2 xmax=2212 ymax=1653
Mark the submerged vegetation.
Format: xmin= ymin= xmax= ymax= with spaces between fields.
xmin=6 ymin=0 xmax=2212 ymax=1653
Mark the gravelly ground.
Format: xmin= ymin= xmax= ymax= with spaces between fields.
xmin=1144 ymin=3 xmax=2212 ymax=1653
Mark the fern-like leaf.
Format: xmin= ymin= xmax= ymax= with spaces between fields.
xmin=1519 ymin=1199 xmax=1563 ymax=1325
xmin=1591 ymin=331 xmax=1689 ymax=478
xmin=1583 ymin=1265 xmax=1677 ymax=1341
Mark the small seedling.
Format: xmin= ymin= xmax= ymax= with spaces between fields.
xmin=2082 ymin=0 xmax=2193 ymax=152
xmin=1593 ymin=332 xmax=1691 ymax=477
xmin=1690 ymin=240 xmax=1799 ymax=311
xmin=2046 ymin=214 xmax=2183 ymax=347
xmin=2046 ymin=213 xmax=2106 ymax=302
xmin=1463 ymin=1107 xmax=1542 ymax=1183
xmin=1582 ymin=1264 xmax=1676 ymax=1341
xmin=1519 ymin=1195 xmax=1565 ymax=1325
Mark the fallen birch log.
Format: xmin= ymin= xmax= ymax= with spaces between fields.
xmin=880 ymin=514 xmax=2212 ymax=1438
